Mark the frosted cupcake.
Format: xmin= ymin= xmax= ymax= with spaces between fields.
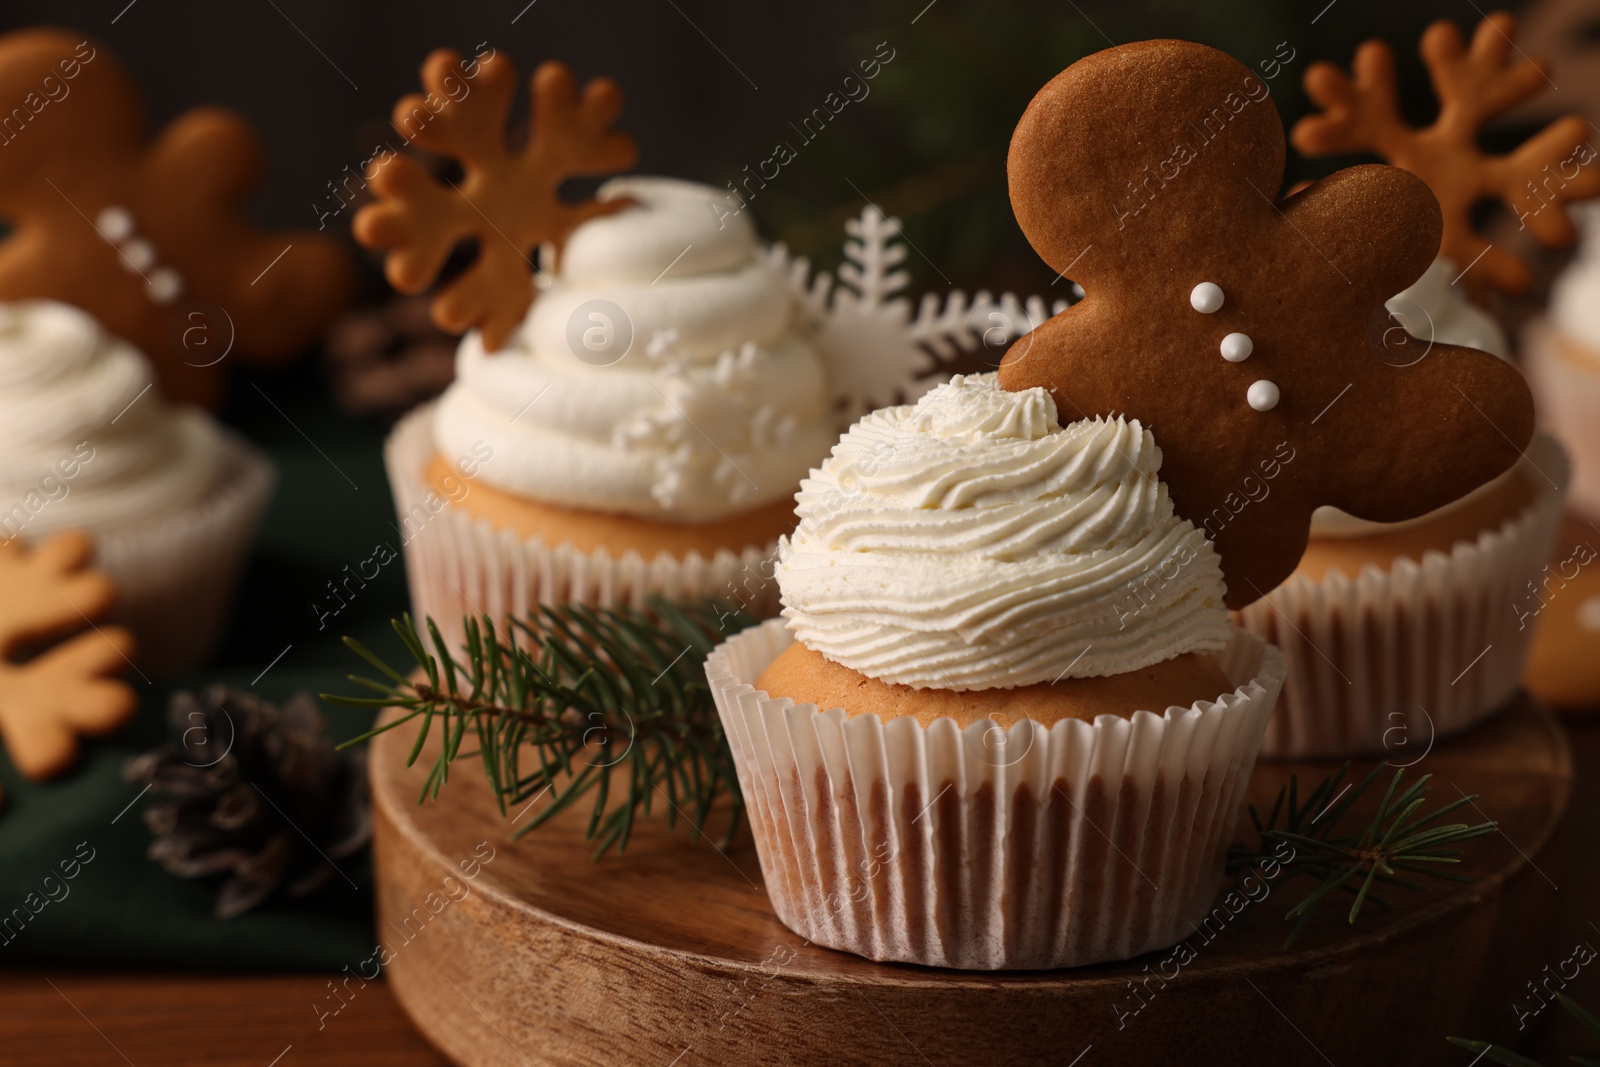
xmin=707 ymin=375 xmax=1284 ymax=969
xmin=1526 ymin=205 xmax=1600 ymax=519
xmin=1234 ymin=270 xmax=1569 ymax=757
xmin=386 ymin=178 xmax=837 ymax=643
xmin=0 ymin=301 xmax=273 ymax=669
xmin=1522 ymin=205 xmax=1600 ymax=708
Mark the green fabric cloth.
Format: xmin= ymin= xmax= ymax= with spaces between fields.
xmin=0 ymin=360 xmax=413 ymax=971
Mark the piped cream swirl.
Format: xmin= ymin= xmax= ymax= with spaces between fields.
xmin=433 ymin=177 xmax=835 ymax=522
xmin=776 ymin=374 xmax=1231 ymax=691
xmin=0 ymin=300 xmax=221 ymax=535
xmin=1552 ymin=205 xmax=1600 ymax=353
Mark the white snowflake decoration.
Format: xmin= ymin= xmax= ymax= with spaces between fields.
xmin=769 ymin=204 xmax=1072 ymax=426
xmin=614 ymin=332 xmax=778 ymax=510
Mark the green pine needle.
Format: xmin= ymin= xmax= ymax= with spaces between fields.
xmin=325 ymin=597 xmax=754 ymax=857
xmin=1227 ymin=763 xmax=1496 ymax=947
xmin=1448 ymin=993 xmax=1600 ymax=1065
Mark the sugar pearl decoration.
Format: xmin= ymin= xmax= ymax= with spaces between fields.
xmin=1220 ymin=332 xmax=1253 ymax=362
xmin=121 ymin=239 xmax=156 ymax=272
xmin=89 ymin=204 xmax=186 ymax=308
xmin=148 ymin=269 xmax=183 ymax=304
xmin=1190 ymin=281 xmax=1224 ymax=313
xmin=96 ymin=206 xmax=134 ymax=242
xmin=1247 ymin=379 xmax=1280 ymax=412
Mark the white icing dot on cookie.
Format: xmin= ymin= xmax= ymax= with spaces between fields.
xmin=96 ymin=205 xmax=135 ymax=243
xmin=121 ymin=239 xmax=157 ymax=272
xmin=1221 ymin=332 xmax=1253 ymax=362
xmin=148 ymin=269 xmax=184 ymax=304
xmin=1247 ymin=380 xmax=1279 ymax=411
xmin=1190 ymin=282 xmax=1224 ymax=313
xmin=1579 ymin=597 xmax=1600 ymax=632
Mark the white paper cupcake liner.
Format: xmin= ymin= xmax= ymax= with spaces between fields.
xmin=387 ymin=404 xmax=781 ymax=653
xmin=707 ymin=619 xmax=1285 ymax=970
xmin=1525 ymin=319 xmax=1600 ymax=519
xmin=1235 ymin=432 xmax=1569 ymax=760
xmin=89 ymin=430 xmax=275 ymax=671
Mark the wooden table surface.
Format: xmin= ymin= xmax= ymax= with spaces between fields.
xmin=5 ymin=715 xmax=1599 ymax=1067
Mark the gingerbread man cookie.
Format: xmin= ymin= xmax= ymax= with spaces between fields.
xmin=999 ymin=40 xmax=1534 ymax=609
xmin=353 ymin=50 xmax=637 ymax=351
xmin=0 ymin=29 xmax=354 ymax=409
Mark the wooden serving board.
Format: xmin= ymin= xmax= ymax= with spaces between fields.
xmin=371 ymin=693 xmax=1571 ymax=1067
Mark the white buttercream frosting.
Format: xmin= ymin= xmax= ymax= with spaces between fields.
xmin=1386 ymin=256 xmax=1510 ymax=361
xmin=432 ymin=176 xmax=835 ymax=522
xmin=1551 ymin=204 xmax=1600 ymax=352
xmin=0 ymin=300 xmax=222 ymax=536
xmin=775 ymin=374 xmax=1232 ymax=691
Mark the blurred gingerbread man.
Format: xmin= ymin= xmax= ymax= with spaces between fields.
xmin=0 ymin=29 xmax=353 ymax=408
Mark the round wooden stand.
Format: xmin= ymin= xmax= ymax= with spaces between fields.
xmin=371 ymin=693 xmax=1571 ymax=1067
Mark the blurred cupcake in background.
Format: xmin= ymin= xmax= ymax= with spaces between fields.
xmin=0 ymin=301 xmax=273 ymax=670
xmin=1523 ymin=205 xmax=1600 ymax=709
xmin=1526 ymin=205 xmax=1600 ymax=518
xmin=383 ymin=176 xmax=839 ymax=643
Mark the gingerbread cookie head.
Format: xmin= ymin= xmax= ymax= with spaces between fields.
xmin=1000 ymin=40 xmax=1534 ymax=609
xmin=0 ymin=29 xmax=353 ymax=409
xmin=1293 ymin=11 xmax=1600 ymax=298
xmin=352 ymin=49 xmax=637 ymax=352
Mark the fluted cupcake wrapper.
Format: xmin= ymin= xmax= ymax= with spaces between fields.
xmin=90 ymin=430 xmax=275 ymax=671
xmin=1526 ymin=320 xmax=1600 ymax=518
xmin=707 ymin=619 xmax=1284 ymax=970
xmin=1235 ymin=432 xmax=1569 ymax=760
xmin=386 ymin=404 xmax=780 ymax=653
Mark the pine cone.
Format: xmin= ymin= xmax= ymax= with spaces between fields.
xmin=124 ymin=686 xmax=370 ymax=919
xmin=323 ymin=294 xmax=456 ymax=418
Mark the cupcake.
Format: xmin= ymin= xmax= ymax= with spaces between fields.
xmin=1236 ymin=432 xmax=1567 ymax=756
xmin=1523 ymin=205 xmax=1600 ymax=708
xmin=0 ymin=301 xmax=273 ymax=670
xmin=386 ymin=177 xmax=838 ymax=644
xmin=708 ymin=374 xmax=1285 ymax=969
xmin=1526 ymin=205 xmax=1600 ymax=519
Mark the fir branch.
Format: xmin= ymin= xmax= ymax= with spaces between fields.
xmin=1449 ymin=992 xmax=1600 ymax=1065
xmin=324 ymin=597 xmax=754 ymax=858
xmin=1227 ymin=763 xmax=1497 ymax=947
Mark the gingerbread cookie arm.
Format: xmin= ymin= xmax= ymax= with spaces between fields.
xmin=143 ymin=111 xmax=355 ymax=364
xmin=1279 ymin=167 xmax=1535 ymax=519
